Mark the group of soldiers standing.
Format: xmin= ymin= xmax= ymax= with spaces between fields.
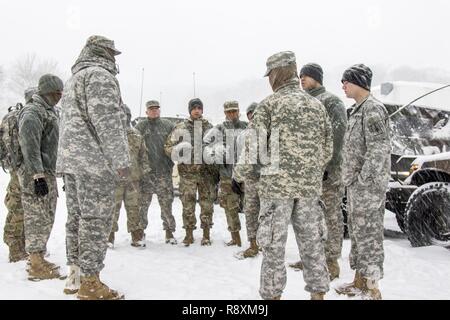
xmin=1 ymin=35 xmax=391 ymax=300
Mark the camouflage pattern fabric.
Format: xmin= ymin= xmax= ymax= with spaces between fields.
xmin=135 ymin=117 xmax=175 ymax=176
xmin=179 ymin=174 xmax=215 ymax=230
xmin=342 ymin=94 xmax=391 ymax=281
xmin=112 ymin=181 xmax=142 ymax=233
xmin=56 ymin=41 xmax=130 ymax=178
xmin=18 ymin=94 xmax=59 ymax=177
xmin=140 ymin=173 xmax=175 ymax=232
xmin=125 ymin=128 xmax=152 ymax=182
xmin=322 ymin=178 xmax=344 ymax=260
xmin=64 ymin=174 xmax=117 ymax=276
xmin=218 ymin=177 xmax=241 ymax=232
xmin=18 ymin=172 xmax=57 ymax=254
xmin=243 ymin=176 xmax=260 ymax=241
xmin=3 ymin=171 xmax=25 ymax=248
xmin=258 ymin=198 xmax=329 ymax=299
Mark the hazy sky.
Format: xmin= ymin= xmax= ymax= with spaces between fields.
xmin=1 ymin=0 xmax=449 ymax=121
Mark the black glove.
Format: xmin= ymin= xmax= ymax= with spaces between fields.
xmin=323 ymin=171 xmax=329 ymax=181
xmin=34 ymin=178 xmax=49 ymax=197
xmin=231 ymin=179 xmax=243 ymax=196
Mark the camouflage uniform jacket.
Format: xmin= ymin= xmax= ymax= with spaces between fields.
xmin=56 ymin=46 xmax=130 ymax=178
xmin=164 ymin=116 xmax=213 ymax=177
xmin=18 ymin=94 xmax=59 ymax=177
xmin=204 ymin=119 xmax=248 ymax=178
xmin=251 ymin=79 xmax=333 ymax=199
xmin=233 ymin=125 xmax=261 ymax=183
xmin=307 ymin=86 xmax=347 ymax=178
xmin=135 ymin=117 xmax=174 ymax=175
xmin=126 ymin=127 xmax=152 ymax=182
xmin=342 ymin=94 xmax=391 ymax=187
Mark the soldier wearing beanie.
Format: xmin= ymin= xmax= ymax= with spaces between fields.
xmin=17 ymin=74 xmax=64 ymax=280
xmin=135 ymin=99 xmax=178 ymax=245
xmin=237 ymin=51 xmax=333 ymax=300
xmin=164 ymin=98 xmax=216 ymax=247
xmin=204 ymin=100 xmax=247 ymax=247
xmin=336 ymin=64 xmax=391 ymax=300
xmin=291 ymin=63 xmax=347 ymax=280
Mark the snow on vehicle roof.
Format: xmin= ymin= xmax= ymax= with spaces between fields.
xmin=412 ymin=151 xmax=450 ymax=166
xmin=372 ymin=81 xmax=450 ymax=112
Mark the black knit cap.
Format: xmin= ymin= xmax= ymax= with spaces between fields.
xmin=300 ymin=63 xmax=323 ymax=85
xmin=188 ymin=98 xmax=203 ymax=114
xmin=341 ymin=64 xmax=373 ymax=91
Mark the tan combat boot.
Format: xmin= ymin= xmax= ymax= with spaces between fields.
xmin=289 ymin=260 xmax=303 ymax=271
xmin=327 ymin=259 xmax=340 ymax=281
xmin=201 ymin=228 xmax=211 ymax=246
xmin=226 ymin=231 xmax=242 ymax=247
xmin=131 ymin=229 xmax=146 ymax=248
xmin=242 ymin=238 xmax=259 ymax=258
xmin=165 ymin=230 xmax=177 ymax=245
xmin=362 ymin=278 xmax=382 ymax=300
xmin=8 ymin=241 xmax=28 ymax=263
xmin=311 ymin=292 xmax=325 ymax=300
xmin=64 ymin=265 xmax=80 ymax=295
xmin=335 ymin=271 xmax=364 ymax=296
xmin=272 ymin=296 xmax=281 ymax=300
xmin=183 ymin=228 xmax=194 ymax=246
xmin=108 ymin=232 xmax=115 ymax=248
xmin=27 ymin=253 xmax=62 ymax=281
xmin=77 ymin=274 xmax=124 ymax=300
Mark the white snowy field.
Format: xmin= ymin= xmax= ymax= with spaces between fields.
xmin=0 ymin=171 xmax=449 ymax=300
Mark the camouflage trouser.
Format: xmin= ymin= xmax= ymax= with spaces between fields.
xmin=347 ymin=178 xmax=385 ymax=281
xmin=140 ymin=173 xmax=175 ymax=232
xmin=112 ymin=180 xmax=142 ymax=233
xmin=219 ymin=177 xmax=241 ymax=232
xmin=322 ymin=177 xmax=344 ymax=261
xmin=64 ymin=173 xmax=117 ymax=276
xmin=3 ymin=171 xmax=25 ymax=248
xmin=258 ymin=198 xmax=329 ymax=299
xmin=18 ymin=172 xmax=57 ymax=254
xmin=243 ymin=177 xmax=260 ymax=241
xmin=179 ymin=173 xmax=215 ymax=230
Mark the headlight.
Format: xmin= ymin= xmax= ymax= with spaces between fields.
xmin=409 ymin=164 xmax=420 ymax=175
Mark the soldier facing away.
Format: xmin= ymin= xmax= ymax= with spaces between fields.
xmin=336 ymin=64 xmax=391 ymax=300
xmin=109 ymin=104 xmax=151 ymax=248
xmin=18 ymin=75 xmax=64 ymax=281
xmin=290 ymin=63 xmax=348 ymax=280
xmin=135 ymin=100 xmax=177 ymax=245
xmin=164 ymin=98 xmax=216 ymax=247
xmin=57 ymin=35 xmax=130 ymax=300
xmin=1 ymin=87 xmax=37 ymax=263
xmin=244 ymin=51 xmax=333 ymax=300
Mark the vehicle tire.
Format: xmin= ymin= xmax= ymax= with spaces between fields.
xmin=405 ymin=182 xmax=450 ymax=247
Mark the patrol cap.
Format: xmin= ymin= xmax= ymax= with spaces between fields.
xmin=86 ymin=35 xmax=121 ymax=55
xmin=264 ymin=51 xmax=297 ymax=77
xmin=146 ymin=100 xmax=160 ymax=109
xmin=38 ymin=74 xmax=64 ymax=95
xmin=224 ymin=100 xmax=239 ymax=112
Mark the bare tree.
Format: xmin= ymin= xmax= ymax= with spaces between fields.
xmin=7 ymin=53 xmax=62 ymax=99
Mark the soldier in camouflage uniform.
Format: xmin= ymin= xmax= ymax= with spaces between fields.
xmin=135 ymin=100 xmax=177 ymax=244
xmin=238 ymin=51 xmax=333 ymax=300
xmin=335 ymin=64 xmax=390 ymax=300
xmin=18 ymin=75 xmax=63 ymax=280
xmin=164 ymin=98 xmax=216 ymax=247
xmin=2 ymin=87 xmax=36 ymax=262
xmin=109 ymin=104 xmax=151 ymax=248
xmin=204 ymin=101 xmax=247 ymax=246
xmin=233 ymin=102 xmax=260 ymax=258
xmin=57 ymin=35 xmax=130 ymax=300
xmin=290 ymin=63 xmax=347 ymax=280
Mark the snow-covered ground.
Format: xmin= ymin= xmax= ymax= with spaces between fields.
xmin=0 ymin=171 xmax=449 ymax=300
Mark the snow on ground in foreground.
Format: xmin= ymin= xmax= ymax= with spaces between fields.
xmin=0 ymin=171 xmax=449 ymax=300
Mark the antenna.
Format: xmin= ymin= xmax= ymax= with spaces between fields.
xmin=139 ymin=68 xmax=145 ymax=117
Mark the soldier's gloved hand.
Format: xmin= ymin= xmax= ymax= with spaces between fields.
xmin=34 ymin=178 xmax=49 ymax=197
xmin=231 ymin=179 xmax=243 ymax=195
xmin=117 ymin=167 xmax=130 ymax=180
xmin=323 ymin=171 xmax=329 ymax=181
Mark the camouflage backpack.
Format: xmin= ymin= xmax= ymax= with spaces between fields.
xmin=0 ymin=103 xmax=24 ymax=171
